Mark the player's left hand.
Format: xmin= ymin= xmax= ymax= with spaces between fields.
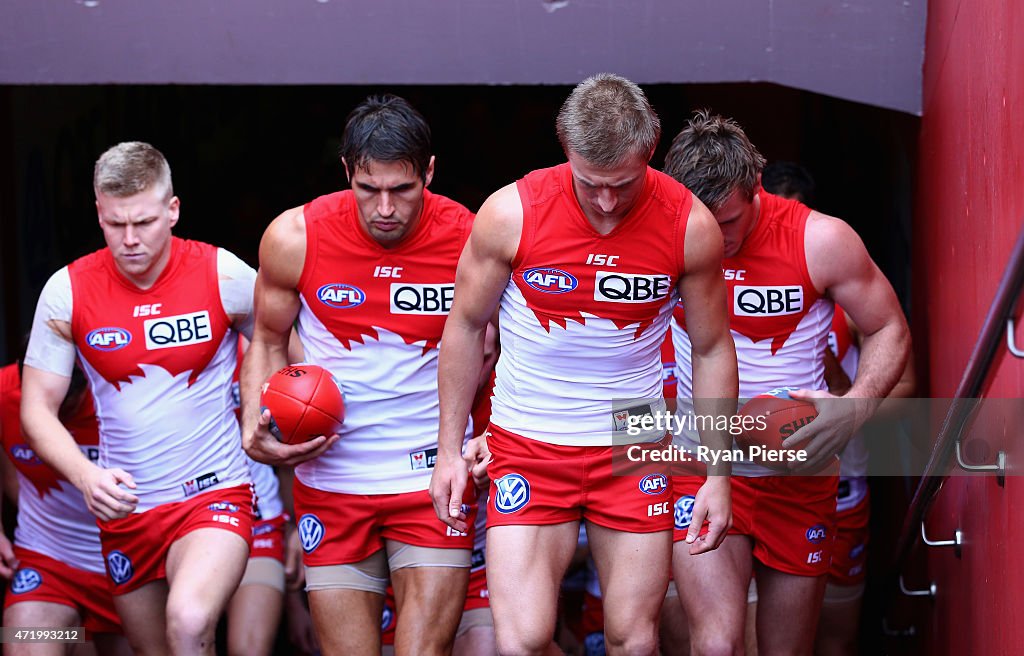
xmin=686 ymin=476 xmax=731 ymax=555
xmin=782 ymin=389 xmax=873 ymax=472
xmin=429 ymin=452 xmax=470 ymax=534
xmin=283 ymin=521 xmax=305 ymax=591
xmin=463 ymin=432 xmax=492 ymax=490
xmin=0 ymin=533 xmax=18 ymax=578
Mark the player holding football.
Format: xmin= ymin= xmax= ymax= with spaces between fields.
xmin=20 ymin=141 xmax=258 ymax=655
xmin=241 ymin=94 xmax=481 ymax=656
xmin=663 ymin=111 xmax=910 ymax=655
xmin=431 ymin=74 xmax=737 ymax=656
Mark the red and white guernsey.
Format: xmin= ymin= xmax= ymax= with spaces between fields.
xmin=829 ymin=307 xmax=868 ymax=508
xmin=1 ymin=365 xmax=105 ymax=573
xmin=40 ymin=238 xmax=252 ymax=511
xmin=491 ymin=163 xmax=692 ymax=446
xmin=673 ymin=192 xmax=834 ymax=475
xmin=294 ymin=189 xmax=474 ymax=495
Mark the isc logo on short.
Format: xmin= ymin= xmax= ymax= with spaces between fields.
xmin=594 ymin=272 xmax=672 ymax=304
xmin=733 ymin=286 xmax=804 ymax=316
xmin=390 ymin=284 xmax=455 ymax=315
xmin=144 ymin=311 xmax=212 ymax=350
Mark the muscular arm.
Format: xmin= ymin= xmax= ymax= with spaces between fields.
xmin=240 ymin=207 xmax=338 ymax=466
xmin=430 ymin=184 xmax=521 ymax=530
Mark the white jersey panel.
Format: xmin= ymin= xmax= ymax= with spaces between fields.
xmin=249 ymin=457 xmax=284 ymax=520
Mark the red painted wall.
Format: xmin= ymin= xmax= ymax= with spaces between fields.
xmin=913 ymin=0 xmax=1023 ymax=652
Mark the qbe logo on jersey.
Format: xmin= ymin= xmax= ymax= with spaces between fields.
xmin=106 ymin=551 xmax=134 ymax=585
xmin=595 ymin=272 xmax=672 ymax=304
xmin=674 ymin=495 xmax=696 ymax=530
xmin=11 ymin=567 xmax=42 ymax=594
xmin=390 ymin=283 xmax=455 ymax=315
xmin=493 ymin=473 xmax=530 ymax=514
xmin=734 ymin=286 xmax=804 ymax=316
xmin=86 ymin=327 xmax=132 ymax=351
xmin=317 ymin=283 xmax=366 ymax=309
xmin=298 ymin=514 xmax=325 ymax=553
xmin=523 ymin=267 xmax=578 ymax=294
xmin=144 ymin=311 xmax=212 ymax=350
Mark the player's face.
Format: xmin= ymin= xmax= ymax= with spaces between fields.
xmin=567 ymin=151 xmax=649 ymax=225
xmin=347 ymin=157 xmax=434 ymax=248
xmin=96 ymin=184 xmax=179 ymax=287
xmin=713 ymin=186 xmax=761 ymax=258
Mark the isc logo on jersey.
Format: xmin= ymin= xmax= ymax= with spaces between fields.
xmin=317 ymin=283 xmax=366 ymax=309
xmin=734 ymin=286 xmax=804 ymax=316
xmin=144 ymin=311 xmax=212 ymax=350
xmin=86 ymin=327 xmax=132 ymax=351
xmin=523 ymin=267 xmax=578 ymax=294
xmin=594 ymin=271 xmax=672 ymax=304
xmin=390 ymin=284 xmax=455 ymax=315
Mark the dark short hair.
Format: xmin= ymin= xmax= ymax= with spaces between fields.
xmin=762 ymin=161 xmax=816 ymax=204
xmin=340 ymin=95 xmax=432 ymax=181
xmin=663 ymin=109 xmax=765 ymax=212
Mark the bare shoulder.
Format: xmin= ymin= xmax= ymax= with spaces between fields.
xmin=683 ymin=196 xmax=724 ymax=273
xmin=258 ymin=206 xmax=307 ymax=288
xmin=804 ymin=210 xmax=874 ymax=291
xmin=470 ymin=183 xmax=523 ymax=263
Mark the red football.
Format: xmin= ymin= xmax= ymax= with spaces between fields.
xmin=737 ymin=388 xmax=818 ymax=454
xmin=260 ymin=364 xmax=345 ymax=445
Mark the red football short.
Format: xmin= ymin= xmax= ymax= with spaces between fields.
xmin=381 ymin=586 xmax=397 ymax=646
xmin=464 ymin=565 xmax=489 ymax=612
xmin=486 ymin=425 xmax=674 ymax=533
xmin=293 ymin=480 xmax=476 ymax=567
xmin=829 ymin=492 xmax=869 ymax=585
xmin=251 ymin=513 xmax=287 ymax=563
xmin=673 ymin=474 xmax=838 ymax=577
xmin=5 ymin=547 xmax=122 ymax=636
xmin=99 ymin=484 xmax=255 ymax=595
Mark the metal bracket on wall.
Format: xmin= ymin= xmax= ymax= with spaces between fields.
xmin=955 ymin=439 xmax=1006 ymax=486
xmin=1008 ymin=319 xmax=1024 ymax=358
xmin=899 ymin=575 xmax=937 ymax=599
xmin=921 ymin=521 xmax=962 ymax=558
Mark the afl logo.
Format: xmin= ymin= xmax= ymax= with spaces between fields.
xmin=11 ymin=568 xmax=42 ymax=594
xmin=639 ymin=473 xmax=669 ymax=496
xmin=86 ymin=327 xmax=132 ymax=351
xmin=317 ymin=283 xmax=366 ymax=309
xmin=523 ymin=267 xmax=578 ymax=294
xmin=674 ymin=495 xmax=695 ymax=530
xmin=11 ymin=444 xmax=41 ymax=465
xmin=806 ymin=524 xmax=828 ymax=544
xmin=493 ymin=473 xmax=531 ymax=514
xmin=106 ymin=551 xmax=134 ymax=585
xmin=298 ymin=514 xmax=325 ymax=553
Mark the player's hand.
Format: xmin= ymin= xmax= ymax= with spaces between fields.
xmin=285 ymin=589 xmax=320 ymax=656
xmin=283 ymin=521 xmax=306 ymax=591
xmin=245 ymin=408 xmax=339 ymax=467
xmin=686 ymin=476 xmax=731 ymax=555
xmin=782 ymin=389 xmax=873 ymax=472
xmin=463 ymin=432 xmax=493 ymax=490
xmin=0 ymin=533 xmax=18 ymax=579
xmin=77 ymin=466 xmax=139 ymax=521
xmin=429 ymin=452 xmax=469 ymax=533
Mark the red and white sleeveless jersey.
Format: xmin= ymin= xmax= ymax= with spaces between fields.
xmin=64 ymin=238 xmax=250 ymax=511
xmin=829 ymin=307 xmax=868 ymax=499
xmin=491 ymin=164 xmax=692 ymax=446
xmin=294 ymin=189 xmax=474 ymax=494
xmin=1 ymin=364 xmax=106 ymax=573
xmin=673 ymin=192 xmax=834 ymax=475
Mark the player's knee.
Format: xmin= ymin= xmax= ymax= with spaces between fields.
xmin=603 ymin=627 xmax=657 ymax=656
xmin=493 ymin=624 xmax=554 ymax=656
xmin=688 ymin=634 xmax=744 ymax=656
xmin=165 ymin=600 xmax=217 ymax=646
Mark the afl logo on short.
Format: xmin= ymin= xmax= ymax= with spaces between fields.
xmin=298 ymin=514 xmax=325 ymax=553
xmin=106 ymin=551 xmax=134 ymax=585
xmin=11 ymin=568 xmax=42 ymax=594
xmin=144 ymin=311 xmax=212 ymax=350
xmin=522 ymin=267 xmax=578 ymax=294
xmin=493 ymin=474 xmax=531 ymax=514
xmin=674 ymin=495 xmax=695 ymax=530
xmin=639 ymin=473 xmax=669 ymax=495
xmin=208 ymin=502 xmax=239 ymax=513
xmin=317 ymin=283 xmax=366 ymax=309
xmin=806 ymin=524 xmax=828 ymax=544
xmin=86 ymin=327 xmax=132 ymax=351
xmin=10 ymin=444 xmax=41 ymax=465
xmin=733 ymin=286 xmax=804 ymax=317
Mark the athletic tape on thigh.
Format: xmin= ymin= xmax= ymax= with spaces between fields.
xmin=385 ymin=541 xmax=471 ymax=570
xmin=239 ymin=557 xmax=286 ymax=592
xmin=456 ymin=607 xmax=495 ymax=638
xmin=823 ymin=581 xmax=865 ymax=605
xmin=305 ymin=550 xmax=389 ymax=594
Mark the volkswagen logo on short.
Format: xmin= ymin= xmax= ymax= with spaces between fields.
xmin=493 ymin=473 xmax=530 ymax=514
xmin=381 ymin=604 xmax=395 ymax=631
xmin=298 ymin=514 xmax=325 ymax=553
xmin=674 ymin=495 xmax=696 ymax=530
xmin=11 ymin=568 xmax=42 ymax=594
xmin=106 ymin=551 xmax=134 ymax=585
